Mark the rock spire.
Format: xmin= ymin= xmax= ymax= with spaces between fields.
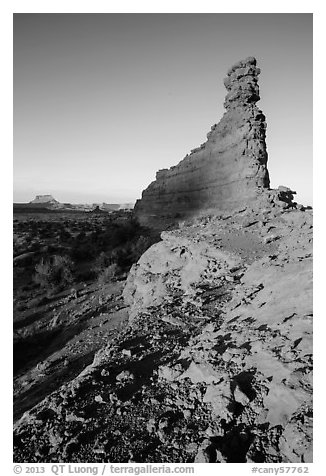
xmin=134 ymin=57 xmax=270 ymax=227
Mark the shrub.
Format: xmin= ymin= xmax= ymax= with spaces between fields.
xmin=110 ymin=246 xmax=131 ymax=269
xmin=34 ymin=255 xmax=74 ymax=292
xmin=76 ymin=231 xmax=86 ymax=241
xmin=71 ymin=243 xmax=95 ymax=262
xmin=75 ymin=269 xmax=97 ymax=283
xmin=130 ymin=235 xmax=154 ymax=262
xmin=59 ymin=229 xmax=72 ymax=242
xmin=93 ymin=251 xmax=112 ymax=274
xmin=97 ymin=263 xmax=119 ymax=285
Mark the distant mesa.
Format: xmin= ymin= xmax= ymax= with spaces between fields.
xmin=29 ymin=195 xmax=59 ymax=205
xmin=118 ymin=203 xmax=134 ymax=210
xmin=100 ymin=203 xmax=134 ymax=211
xmin=13 ymin=195 xmax=134 ymax=213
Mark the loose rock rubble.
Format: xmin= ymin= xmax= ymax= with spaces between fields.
xmin=14 ymin=203 xmax=312 ymax=463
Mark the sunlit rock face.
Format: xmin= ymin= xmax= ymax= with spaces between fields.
xmin=134 ymin=57 xmax=270 ymax=226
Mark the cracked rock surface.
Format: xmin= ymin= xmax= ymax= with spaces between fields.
xmin=14 ymin=203 xmax=312 ymax=463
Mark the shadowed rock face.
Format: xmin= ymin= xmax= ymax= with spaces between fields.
xmin=135 ymin=57 xmax=270 ymax=226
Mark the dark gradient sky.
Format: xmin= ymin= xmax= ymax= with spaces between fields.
xmin=13 ymin=13 xmax=312 ymax=204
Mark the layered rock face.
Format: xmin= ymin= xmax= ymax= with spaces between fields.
xmin=135 ymin=57 xmax=270 ymax=226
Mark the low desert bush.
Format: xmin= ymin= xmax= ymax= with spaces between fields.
xmin=75 ymin=269 xmax=97 ymax=283
xmin=34 ymin=255 xmax=74 ymax=293
xmin=97 ymin=263 xmax=119 ymax=285
xmin=130 ymin=235 xmax=155 ymax=261
xmin=93 ymin=251 xmax=112 ymax=273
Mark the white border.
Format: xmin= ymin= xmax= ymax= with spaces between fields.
xmin=2 ymin=1 xmax=323 ymax=473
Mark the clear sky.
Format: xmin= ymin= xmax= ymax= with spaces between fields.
xmin=13 ymin=13 xmax=312 ymax=205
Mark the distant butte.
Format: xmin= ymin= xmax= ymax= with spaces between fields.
xmin=134 ymin=57 xmax=271 ymax=226
xmin=29 ymin=195 xmax=58 ymax=204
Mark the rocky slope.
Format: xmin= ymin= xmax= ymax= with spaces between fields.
xmin=125 ymin=202 xmax=313 ymax=462
xmin=14 ymin=200 xmax=312 ymax=463
xmin=135 ymin=57 xmax=270 ymax=227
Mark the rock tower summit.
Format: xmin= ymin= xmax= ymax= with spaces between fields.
xmin=134 ymin=57 xmax=270 ymax=226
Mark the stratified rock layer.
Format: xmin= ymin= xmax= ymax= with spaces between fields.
xmin=135 ymin=57 xmax=270 ymax=226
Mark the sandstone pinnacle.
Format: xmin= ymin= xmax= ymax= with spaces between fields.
xmin=134 ymin=57 xmax=270 ymax=227
xmin=223 ymin=56 xmax=261 ymax=109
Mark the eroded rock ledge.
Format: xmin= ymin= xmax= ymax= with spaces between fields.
xmin=135 ymin=57 xmax=270 ymax=226
xmin=14 ymin=205 xmax=312 ymax=463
